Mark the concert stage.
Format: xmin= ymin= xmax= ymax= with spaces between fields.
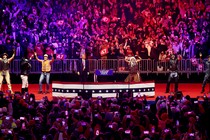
xmin=4 ymin=82 xmax=206 ymax=101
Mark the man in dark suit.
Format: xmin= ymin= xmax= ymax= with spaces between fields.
xmin=77 ymin=54 xmax=89 ymax=82
xmin=69 ymin=41 xmax=80 ymax=72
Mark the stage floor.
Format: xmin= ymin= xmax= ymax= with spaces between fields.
xmin=5 ymin=83 xmax=205 ymax=101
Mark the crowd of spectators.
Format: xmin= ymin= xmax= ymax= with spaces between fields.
xmin=0 ymin=91 xmax=210 ymax=140
xmin=0 ymin=0 xmax=209 ymax=61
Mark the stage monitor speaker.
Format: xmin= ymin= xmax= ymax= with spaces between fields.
xmin=174 ymin=91 xmax=183 ymax=99
xmin=118 ymin=90 xmax=133 ymax=99
xmin=78 ymin=91 xmax=92 ymax=99
xmin=14 ymin=91 xmax=21 ymax=95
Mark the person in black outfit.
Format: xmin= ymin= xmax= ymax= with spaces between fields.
xmin=69 ymin=41 xmax=80 ymax=72
xmin=20 ymin=56 xmax=33 ymax=94
xmin=201 ymin=55 xmax=210 ymax=93
xmin=138 ymin=44 xmax=148 ymax=59
xmin=77 ymin=54 xmax=89 ymax=82
xmin=165 ymin=54 xmax=179 ymax=93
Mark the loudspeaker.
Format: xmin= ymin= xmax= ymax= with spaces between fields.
xmin=14 ymin=91 xmax=21 ymax=95
xmin=78 ymin=91 xmax=92 ymax=99
xmin=174 ymin=91 xmax=183 ymax=99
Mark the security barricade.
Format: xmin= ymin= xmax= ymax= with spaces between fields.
xmin=10 ymin=59 xmax=206 ymax=75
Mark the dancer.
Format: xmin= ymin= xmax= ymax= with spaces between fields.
xmin=165 ymin=54 xmax=179 ymax=93
xmin=0 ymin=50 xmax=15 ymax=93
xmin=20 ymin=55 xmax=33 ymax=94
xmin=124 ymin=55 xmax=141 ymax=82
xmin=34 ymin=53 xmax=54 ymax=94
xmin=201 ymin=55 xmax=210 ymax=93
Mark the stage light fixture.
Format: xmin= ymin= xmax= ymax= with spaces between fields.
xmin=73 ymin=90 xmax=75 ymax=92
xmin=106 ymin=90 xmax=108 ymax=92
xmin=66 ymin=90 xmax=69 ymax=92
xmin=79 ymin=90 xmax=81 ymax=92
xmin=85 ymin=90 xmax=88 ymax=93
xmin=119 ymin=90 xmax=122 ymax=92
xmin=139 ymin=89 xmax=141 ymax=91
xmin=132 ymin=89 xmax=135 ymax=92
xmin=92 ymin=90 xmax=95 ymax=93
xmin=126 ymin=90 xmax=128 ymax=92
xmin=55 ymin=89 xmax=57 ymax=92
xmin=113 ymin=90 xmax=115 ymax=92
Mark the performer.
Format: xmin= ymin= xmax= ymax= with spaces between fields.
xmin=20 ymin=55 xmax=33 ymax=94
xmin=77 ymin=54 xmax=89 ymax=82
xmin=0 ymin=50 xmax=15 ymax=93
xmin=165 ymin=54 xmax=179 ymax=93
xmin=201 ymin=55 xmax=210 ymax=93
xmin=124 ymin=55 xmax=141 ymax=82
xmin=34 ymin=53 xmax=54 ymax=94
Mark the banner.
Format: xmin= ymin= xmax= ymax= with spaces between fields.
xmin=52 ymin=82 xmax=155 ymax=98
xmin=56 ymin=54 xmax=64 ymax=60
xmin=95 ymin=69 xmax=113 ymax=76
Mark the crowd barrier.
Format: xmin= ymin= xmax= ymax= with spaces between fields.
xmin=10 ymin=59 xmax=206 ymax=75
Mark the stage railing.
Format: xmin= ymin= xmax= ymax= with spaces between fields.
xmin=10 ymin=59 xmax=205 ymax=75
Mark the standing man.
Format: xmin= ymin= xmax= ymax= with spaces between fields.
xmin=69 ymin=41 xmax=80 ymax=72
xmin=0 ymin=50 xmax=15 ymax=93
xmin=124 ymin=56 xmax=141 ymax=82
xmin=20 ymin=55 xmax=33 ymax=94
xmin=34 ymin=52 xmax=54 ymax=94
xmin=77 ymin=54 xmax=89 ymax=82
xmin=165 ymin=54 xmax=179 ymax=93
xmin=201 ymin=55 xmax=210 ymax=93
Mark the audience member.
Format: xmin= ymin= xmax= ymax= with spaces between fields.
xmin=0 ymin=91 xmax=209 ymax=139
